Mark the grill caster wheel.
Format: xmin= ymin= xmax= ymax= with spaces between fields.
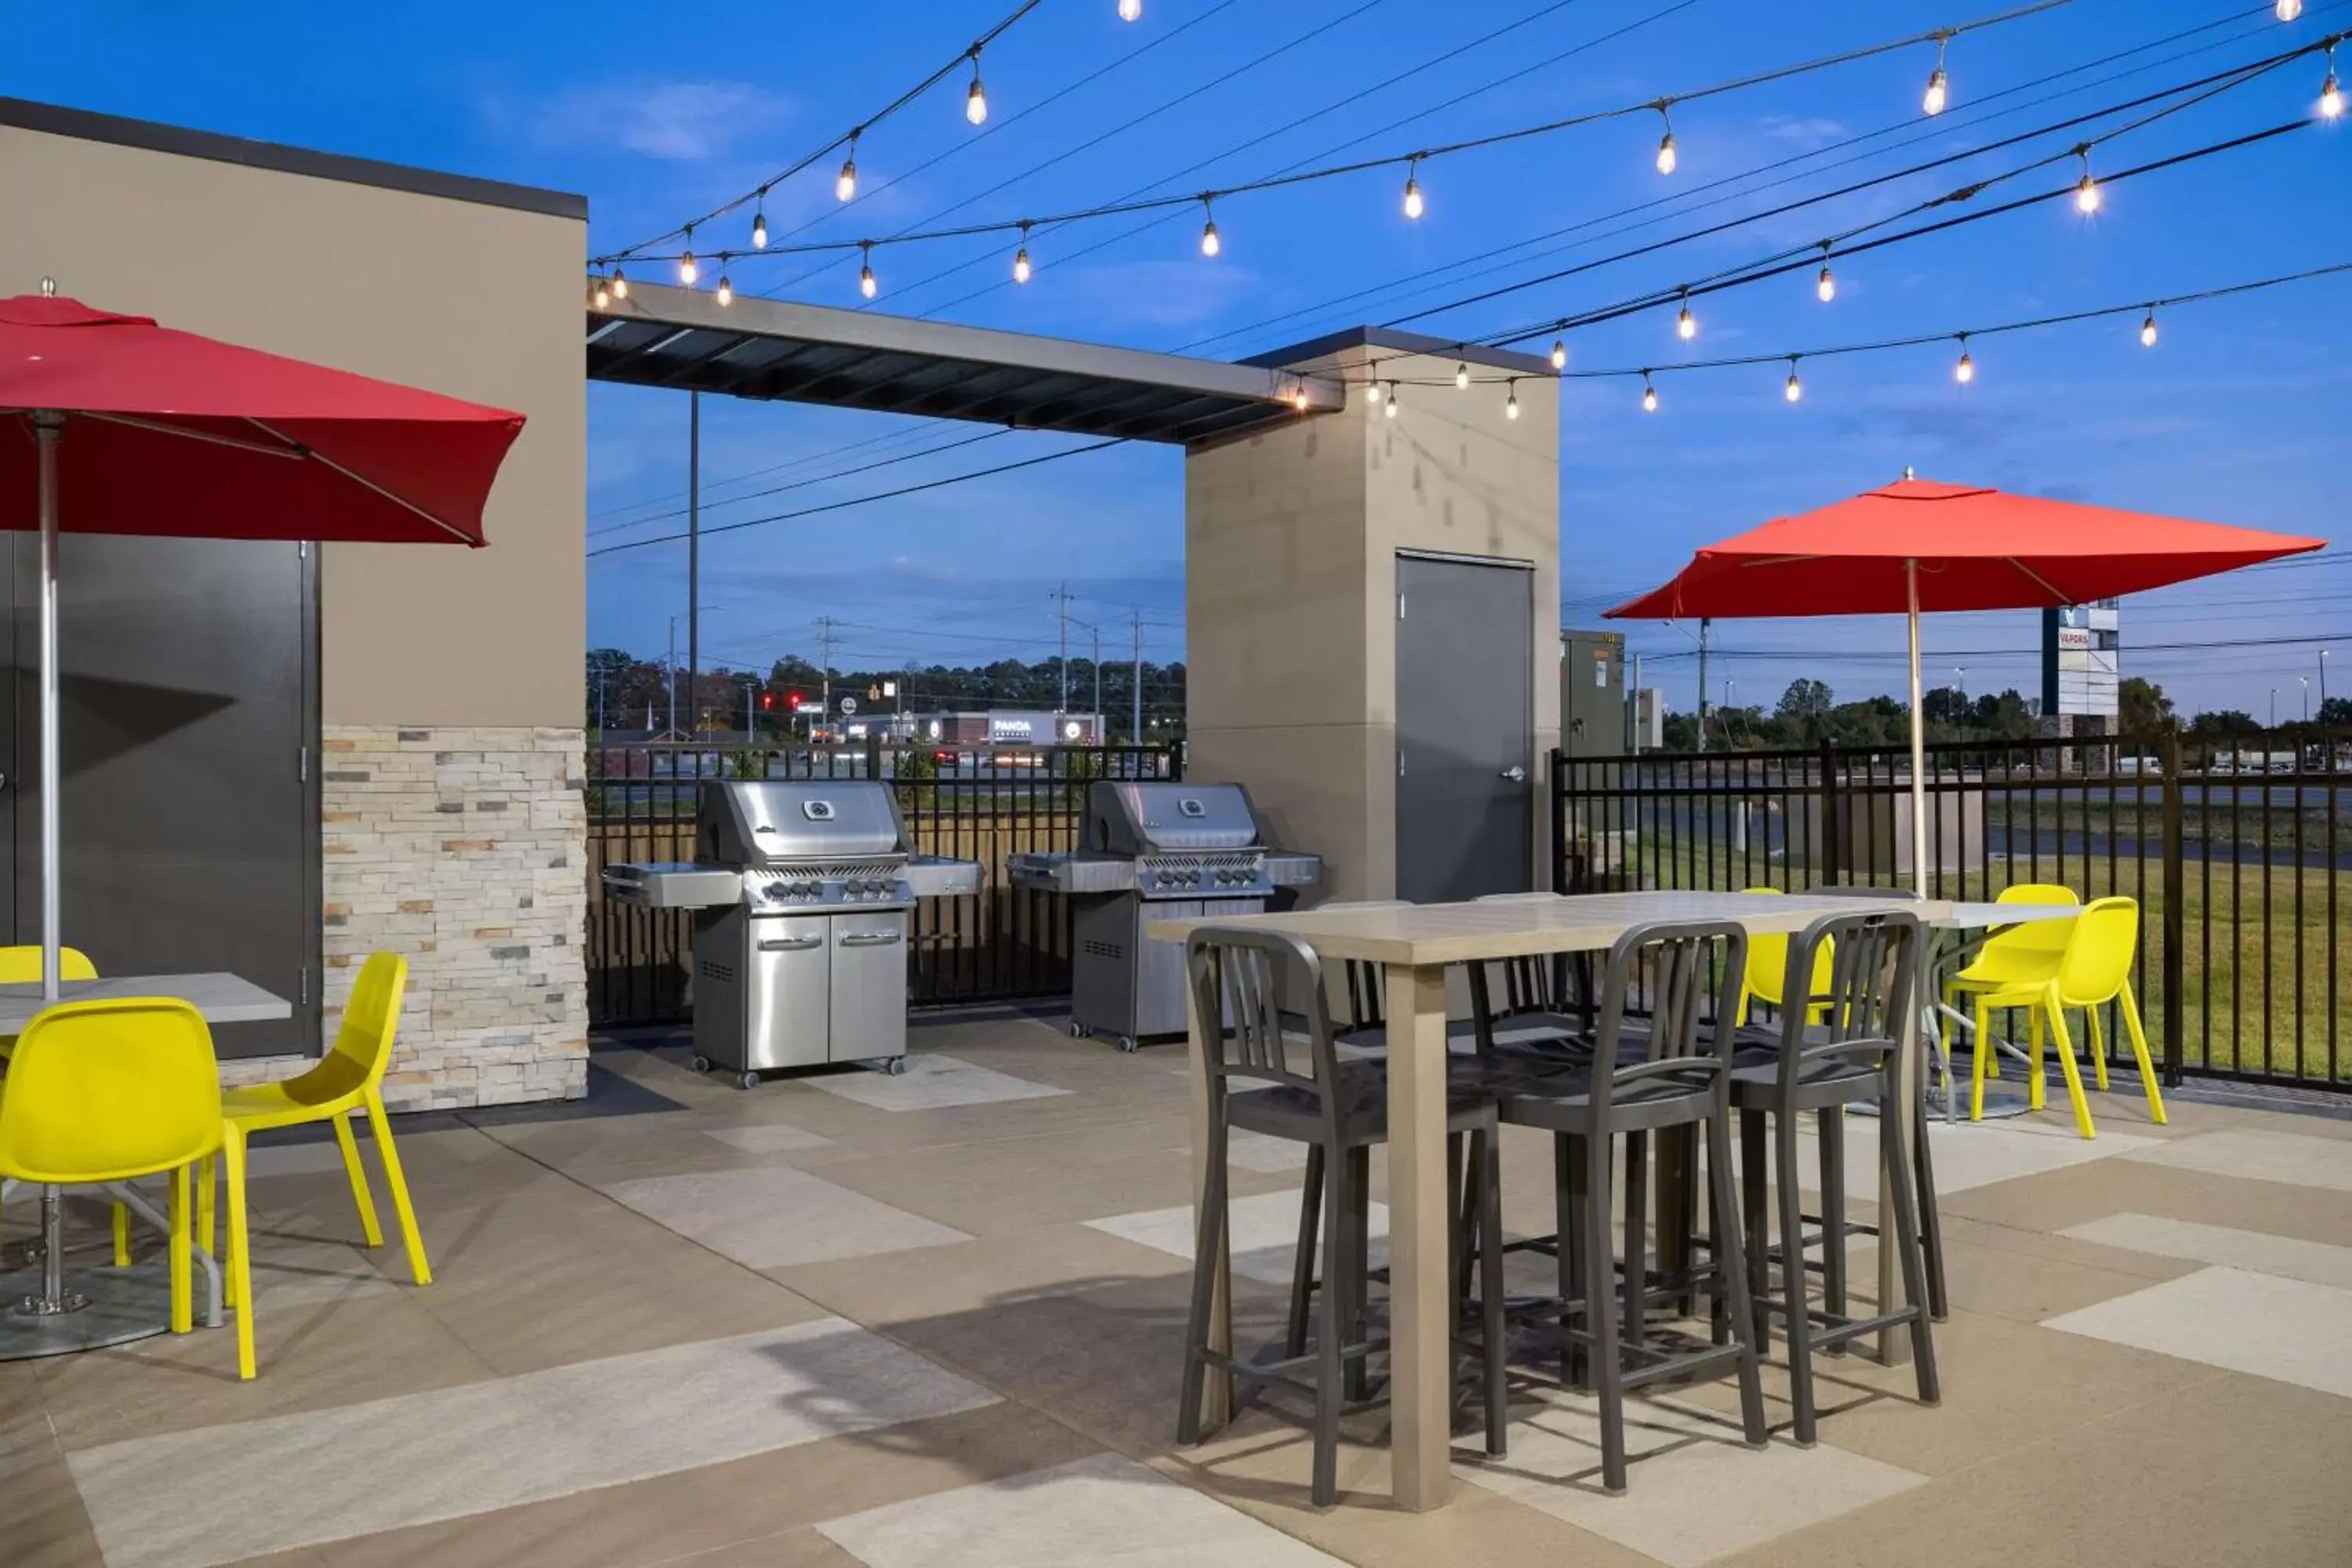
xmin=884 ymin=1056 xmax=909 ymax=1076
xmin=689 ymin=1055 xmax=713 ymax=1075
xmin=1067 ymin=1021 xmax=1088 ymax=1040
xmin=1116 ymin=1036 xmax=1140 ymax=1054
xmin=735 ymin=1071 xmax=760 ymax=1091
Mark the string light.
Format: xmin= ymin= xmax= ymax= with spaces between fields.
xmin=611 ymin=268 xmax=628 ymax=300
xmin=2074 ymin=148 xmax=2101 ymax=213
xmin=1403 ymin=158 xmax=1425 ymax=221
xmin=1367 ymin=381 xmax=1384 ymax=406
xmin=1505 ymin=381 xmax=1522 ymax=419
xmin=1641 ymin=372 xmax=1659 ymax=412
xmin=2276 ymin=0 xmax=2303 ymax=19
xmin=1653 ymin=102 xmax=1678 ymax=176
xmin=1954 ymin=334 xmax=1976 ymax=383
xmin=1551 ymin=339 xmax=1567 ymax=372
xmin=858 ymin=241 xmax=877 ymax=299
xmin=1455 ymin=361 xmax=1470 ymax=389
xmin=592 ymin=275 xmax=611 ymax=309
xmin=1384 ymin=383 xmax=1399 ymax=419
xmin=965 ymin=53 xmax=989 ymax=125
xmin=679 ymin=230 xmax=699 ymax=285
xmin=1784 ymin=356 xmax=1803 ymax=402
xmin=1923 ymin=34 xmax=1951 ymax=116
xmin=1817 ymin=243 xmax=1837 ymax=303
xmin=837 ymin=133 xmax=860 ymax=202
xmin=1292 ymin=383 xmax=1310 ymax=412
xmin=1676 ymin=289 xmax=1697 ymax=341
xmin=716 ymin=274 xmax=733 ymax=307
xmin=1012 ymin=221 xmax=1033 ymax=284
xmin=752 ymin=198 xmax=768 ymax=249
xmin=2140 ymin=307 xmax=2158 ymax=347
xmin=2324 ymin=47 xmax=2343 ymax=118
xmin=1120 ymin=0 xmax=1142 ymax=19
xmin=1200 ymin=197 xmax=1221 ymax=257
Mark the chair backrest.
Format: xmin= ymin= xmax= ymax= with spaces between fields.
xmin=1741 ymin=887 xmax=1841 ymax=1012
xmin=1769 ymin=909 xmax=1921 ymax=1083
xmin=2056 ymin=896 xmax=2138 ymax=1005
xmin=1585 ymin=919 xmax=1745 ymax=1112
xmin=281 ymin=951 xmax=409 ymax=1105
xmin=0 ymin=998 xmax=222 ymax=1183
xmin=1185 ymin=927 xmax=1345 ymax=1118
xmin=1313 ymin=902 xmax=1410 ymax=1032
xmin=0 ymin=945 xmax=98 ymax=984
xmin=1986 ymin=882 xmax=2081 ymax=964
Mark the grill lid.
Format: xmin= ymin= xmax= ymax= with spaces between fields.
xmin=1089 ymin=781 xmax=1262 ymax=854
xmin=699 ymin=780 xmax=905 ymax=864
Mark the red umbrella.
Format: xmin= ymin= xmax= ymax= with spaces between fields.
xmin=1606 ymin=476 xmax=2325 ymax=895
xmin=1 ymin=290 xmax=525 ymax=994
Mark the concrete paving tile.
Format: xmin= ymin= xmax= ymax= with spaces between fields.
xmin=599 ymin=1165 xmax=973 ymax=1271
xmin=704 ymin=1122 xmax=833 ymax=1153
xmin=770 ymin=1222 xmax=1192 ymax=1328
xmin=808 ymin=1134 xmax=1248 ymax=1236
xmin=2119 ymin=1126 xmax=2352 ymax=1193
xmin=2043 ymin=1265 xmax=2352 ymax=1396
xmin=0 ymin=1410 xmax=107 ymax=1568
xmin=2060 ymin=1210 xmax=2352 ymax=1289
xmin=806 ymin=1054 xmax=1071 ymax=1112
xmin=1940 ymin=1145 xmax=2352 ymax=1246
xmin=1087 ymin=1189 xmax=1385 ymax=1286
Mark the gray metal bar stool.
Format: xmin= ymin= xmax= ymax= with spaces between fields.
xmin=1175 ymin=926 xmax=1509 ymax=1508
xmin=1732 ymin=908 xmax=1940 ymax=1446
xmin=1482 ymin=919 xmax=1770 ymax=1494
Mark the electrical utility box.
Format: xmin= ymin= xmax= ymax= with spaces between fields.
xmin=1560 ymin=629 xmax=1628 ymax=757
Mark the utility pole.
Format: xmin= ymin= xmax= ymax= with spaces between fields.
xmin=817 ymin=616 xmax=838 ymax=737
xmin=1131 ymin=610 xmax=1144 ymax=742
xmin=1695 ymin=616 xmax=1711 ymax=753
xmin=1091 ymin=624 xmax=1102 ymax=740
xmin=1630 ymin=652 xmax=1643 ymax=753
xmin=1054 ymin=581 xmax=1073 ymax=714
xmin=666 ymin=614 xmax=679 ymax=736
xmin=2321 ymin=648 xmax=2332 ymax=714
xmin=2269 ymin=687 xmax=2278 ymax=729
xmin=688 ymin=390 xmax=700 ymax=735
xmin=744 ymin=677 xmax=757 ymax=738
xmin=1723 ymin=677 xmax=1737 ymax=746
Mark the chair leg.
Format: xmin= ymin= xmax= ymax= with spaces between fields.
xmin=1705 ymin=1108 xmax=1769 ymax=1449
xmin=1286 ymin=1143 xmax=1324 ymax=1360
xmin=363 ymin=1090 xmax=433 ymax=1285
xmin=2042 ymin=993 xmax=2096 ymax=1141
xmin=1777 ymin=1112 xmax=1817 ymax=1447
xmin=1817 ymin=1106 xmax=1846 ymax=1356
xmin=1740 ymin=1109 xmax=1769 ymax=1356
xmin=1622 ymin=1131 xmax=1649 ymax=1352
xmin=2119 ymin=985 xmax=2168 ymax=1125
xmin=1557 ymin=1133 xmax=1585 ymax=1388
xmin=111 ymin=1201 xmax=132 ymax=1269
xmin=2027 ymin=1007 xmax=2048 ymax=1112
xmin=1969 ymin=1001 xmax=1992 ymax=1121
xmin=1313 ymin=1134 xmax=1347 ymax=1508
xmin=1583 ymin=1130 xmax=1627 ymax=1495
xmin=2085 ymin=1004 xmax=2111 ymax=1091
xmin=168 ymin=1164 xmax=192 ymax=1334
xmin=1177 ymin=1112 xmax=1231 ymax=1448
xmin=198 ymin=1153 xmax=218 ymax=1277
xmin=1912 ymin=1073 xmax=1949 ymax=1323
xmin=222 ymin=1126 xmax=256 ymax=1381
xmin=333 ymin=1110 xmax=386 ymax=1249
xmin=1343 ymin=1145 xmax=1372 ymax=1404
xmin=1880 ymin=1079 xmax=1941 ymax=1407
xmin=1477 ymin=1127 xmax=1508 ymax=1458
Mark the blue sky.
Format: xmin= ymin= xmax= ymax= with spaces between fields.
xmin=16 ymin=0 xmax=2347 ymax=718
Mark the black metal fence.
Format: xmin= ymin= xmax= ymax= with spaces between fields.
xmin=587 ymin=739 xmax=1181 ymax=1027
xmin=1554 ymin=728 xmax=2350 ymax=1092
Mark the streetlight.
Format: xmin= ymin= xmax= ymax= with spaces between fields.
xmin=2300 ymin=674 xmax=2310 ymax=724
xmin=2322 ymin=648 xmax=2332 ymax=716
xmin=2269 ymin=687 xmax=2278 ymax=730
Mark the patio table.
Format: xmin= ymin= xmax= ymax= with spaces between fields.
xmin=1149 ymin=889 xmax=1924 ymax=1512
xmin=0 ymin=971 xmax=292 ymax=1360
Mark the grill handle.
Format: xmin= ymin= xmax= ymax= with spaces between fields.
xmin=838 ymin=930 xmax=904 ymax=949
xmin=757 ymin=935 xmax=825 ymax=952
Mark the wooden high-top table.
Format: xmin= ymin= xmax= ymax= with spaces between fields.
xmin=1147 ymin=889 xmax=1932 ymax=1512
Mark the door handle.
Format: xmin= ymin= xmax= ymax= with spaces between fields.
xmin=1501 ymin=766 xmax=1527 ymax=782
xmin=839 ymin=931 xmax=904 ymax=948
xmin=757 ymin=936 xmax=824 ymax=952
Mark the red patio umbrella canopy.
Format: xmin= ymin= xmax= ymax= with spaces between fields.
xmin=1604 ymin=479 xmax=2324 ymax=620
xmin=0 ymin=293 xmax=524 ymax=545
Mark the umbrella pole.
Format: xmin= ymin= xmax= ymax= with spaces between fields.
xmin=1906 ymin=559 xmax=1928 ymax=902
xmin=33 ymin=412 xmax=63 ymax=1001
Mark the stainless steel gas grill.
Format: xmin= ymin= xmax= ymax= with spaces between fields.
xmin=603 ymin=781 xmax=981 ymax=1088
xmin=1008 ymin=780 xmax=1321 ymax=1050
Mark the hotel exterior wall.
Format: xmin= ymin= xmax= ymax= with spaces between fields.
xmin=2 ymin=107 xmax=590 ymax=1105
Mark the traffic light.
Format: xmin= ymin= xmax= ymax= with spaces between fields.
xmin=786 ymin=690 xmax=804 ymax=710
xmin=760 ymin=691 xmax=775 ymax=710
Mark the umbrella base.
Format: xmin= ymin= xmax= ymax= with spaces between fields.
xmin=0 ymin=1261 xmax=172 ymax=1359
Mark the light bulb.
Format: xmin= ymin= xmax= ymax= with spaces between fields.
xmin=1120 ymin=0 xmax=1142 ymax=19
xmin=2323 ymin=67 xmax=2343 ymax=119
xmin=2276 ymin=0 xmax=2303 ymax=19
xmin=1366 ymin=381 xmax=1384 ymax=405
xmin=1642 ymin=379 xmax=1659 ymax=413
xmin=611 ymin=268 xmax=628 ymax=300
xmin=1505 ymin=385 xmax=1521 ymax=419
xmin=859 ymin=245 xmax=877 ymax=299
xmin=1955 ymin=346 xmax=1976 ymax=384
xmin=1551 ymin=339 xmax=1566 ymax=371
xmin=752 ymin=209 xmax=768 ymax=249
xmin=1676 ymin=303 xmax=1697 ymax=340
xmin=836 ymin=154 xmax=858 ymax=202
xmin=1817 ymin=264 xmax=1836 ymax=303
xmin=2074 ymin=164 xmax=2101 ymax=214
xmin=1924 ymin=66 xmax=1948 ymax=116
xmin=1013 ymin=246 xmax=1031 ymax=284
xmin=1455 ymin=361 xmax=1469 ymax=390
xmin=1200 ymin=209 xmax=1221 ymax=256
xmin=966 ymin=75 xmax=989 ymax=125
xmin=592 ymin=276 xmax=611 ymax=309
xmin=716 ymin=274 xmax=732 ymax=307
xmin=1292 ymin=385 xmax=1309 ymax=412
xmin=1784 ymin=365 xmax=1803 ymax=403
xmin=1403 ymin=172 xmax=1424 ymax=220
xmin=1656 ymin=131 xmax=1677 ymax=175
xmin=2140 ymin=310 xmax=2158 ymax=347
xmin=680 ymin=248 xmax=698 ymax=285
xmin=1384 ymin=385 xmax=1399 ymax=419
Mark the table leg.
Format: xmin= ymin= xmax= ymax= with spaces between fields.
xmin=1877 ymin=957 xmax=1922 ymax=1367
xmin=1184 ymin=956 xmax=1232 ymax=1432
xmin=1386 ymin=961 xmax=1454 ymax=1512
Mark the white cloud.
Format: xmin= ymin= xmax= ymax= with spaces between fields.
xmin=1760 ymin=115 xmax=1847 ymax=151
xmin=526 ymin=80 xmax=790 ymax=162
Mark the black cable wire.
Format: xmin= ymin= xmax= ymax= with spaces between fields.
xmin=586 ymin=426 xmax=1008 ymax=539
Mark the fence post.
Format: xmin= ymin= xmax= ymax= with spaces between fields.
xmin=1817 ymin=739 xmax=1841 ymax=886
xmin=2161 ymin=728 xmax=2185 ymax=1087
xmin=1550 ymin=746 xmax=1569 ymax=894
xmin=862 ymin=730 xmax=882 ymax=779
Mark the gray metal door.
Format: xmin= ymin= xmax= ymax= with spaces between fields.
xmin=2 ymin=535 xmax=320 ymax=1058
xmin=1396 ymin=553 xmax=1534 ymax=903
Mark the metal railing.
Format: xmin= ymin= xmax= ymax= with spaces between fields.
xmin=586 ymin=739 xmax=1181 ymax=1026
xmin=1553 ymin=728 xmax=2349 ymax=1091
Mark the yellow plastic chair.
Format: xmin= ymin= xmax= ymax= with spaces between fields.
xmin=0 ymin=946 xmax=142 ymax=1266
xmin=0 ymin=997 xmax=242 ymax=1367
xmin=204 ymin=953 xmax=430 ymax=1293
xmin=1732 ymin=887 xmax=1831 ymax=1027
xmin=1944 ymin=884 xmax=2081 ymax=1083
xmin=1961 ymin=895 xmax=2167 ymax=1138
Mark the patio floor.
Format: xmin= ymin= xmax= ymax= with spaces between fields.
xmin=9 ymin=1011 xmax=2352 ymax=1567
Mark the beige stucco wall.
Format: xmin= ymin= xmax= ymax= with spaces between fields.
xmin=1185 ymin=340 xmax=1561 ymax=902
xmin=0 ymin=122 xmax=585 ymax=728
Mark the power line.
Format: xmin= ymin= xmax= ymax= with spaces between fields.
xmin=587 ymin=426 xmax=1008 ymax=539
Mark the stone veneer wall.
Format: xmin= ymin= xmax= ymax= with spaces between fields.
xmin=215 ymin=725 xmax=590 ymax=1110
